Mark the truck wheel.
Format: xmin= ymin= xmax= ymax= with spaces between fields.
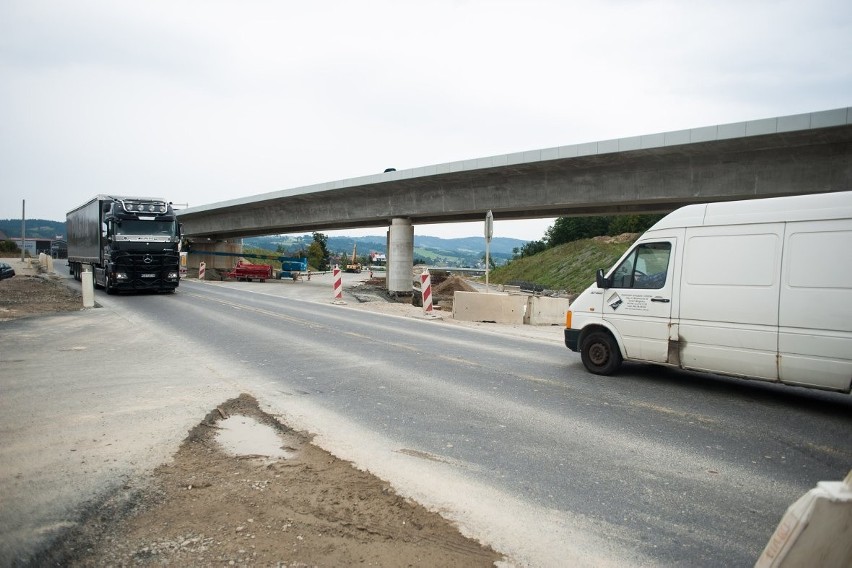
xmin=104 ymin=277 xmax=114 ymax=295
xmin=580 ymin=331 xmax=622 ymax=375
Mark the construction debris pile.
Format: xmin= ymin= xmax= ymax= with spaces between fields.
xmin=412 ymin=273 xmax=479 ymax=309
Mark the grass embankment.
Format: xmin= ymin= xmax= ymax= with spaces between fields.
xmin=488 ymin=235 xmax=637 ymax=295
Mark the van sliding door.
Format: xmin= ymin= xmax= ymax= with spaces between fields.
xmin=778 ymin=221 xmax=852 ymax=391
xmin=678 ymin=225 xmax=783 ymax=381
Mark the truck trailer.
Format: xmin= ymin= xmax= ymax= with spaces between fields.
xmin=66 ymin=195 xmax=182 ymax=294
xmin=565 ymin=191 xmax=852 ymax=394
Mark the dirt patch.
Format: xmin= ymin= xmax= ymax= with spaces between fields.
xmin=432 ymin=276 xmax=478 ymax=296
xmin=0 ymin=273 xmax=82 ymax=321
xmin=591 ymin=232 xmax=639 ymax=244
xmin=49 ymin=395 xmax=501 ymax=567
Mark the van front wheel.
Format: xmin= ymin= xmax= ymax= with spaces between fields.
xmin=581 ymin=331 xmax=622 ymax=375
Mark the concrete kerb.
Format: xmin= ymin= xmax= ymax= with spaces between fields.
xmin=416 ymin=312 xmax=443 ymax=321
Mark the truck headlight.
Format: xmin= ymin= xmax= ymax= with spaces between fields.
xmin=115 ymin=272 xmax=129 ymax=280
xmin=167 ymin=272 xmax=178 ymax=280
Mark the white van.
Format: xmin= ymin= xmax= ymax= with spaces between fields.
xmin=564 ymin=191 xmax=852 ymax=393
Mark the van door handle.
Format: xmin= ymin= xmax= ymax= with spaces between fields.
xmin=651 ymin=297 xmax=670 ymax=303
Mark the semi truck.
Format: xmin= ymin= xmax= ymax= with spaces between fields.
xmin=564 ymin=191 xmax=852 ymax=394
xmin=66 ymin=195 xmax=182 ymax=294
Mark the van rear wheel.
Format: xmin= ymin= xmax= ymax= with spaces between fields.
xmin=581 ymin=331 xmax=622 ymax=375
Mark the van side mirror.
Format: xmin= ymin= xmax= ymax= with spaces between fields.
xmin=595 ymin=269 xmax=611 ymax=289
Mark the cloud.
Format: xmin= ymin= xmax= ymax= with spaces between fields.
xmin=1 ymin=0 xmax=850 ymax=240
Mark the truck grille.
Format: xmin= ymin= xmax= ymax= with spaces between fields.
xmin=111 ymin=250 xmax=179 ymax=290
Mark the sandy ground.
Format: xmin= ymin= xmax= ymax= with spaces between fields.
xmin=1 ymin=259 xmax=505 ymax=567
xmin=49 ymin=395 xmax=501 ymax=567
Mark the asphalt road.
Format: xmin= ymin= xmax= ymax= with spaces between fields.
xmin=3 ymin=270 xmax=851 ymax=566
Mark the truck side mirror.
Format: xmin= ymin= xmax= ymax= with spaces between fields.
xmin=595 ymin=268 xmax=610 ymax=289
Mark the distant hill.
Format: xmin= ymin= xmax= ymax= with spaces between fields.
xmin=0 ymin=219 xmax=66 ymax=239
xmin=244 ymin=234 xmax=529 ymax=267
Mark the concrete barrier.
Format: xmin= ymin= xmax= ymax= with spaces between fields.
xmin=756 ymin=470 xmax=852 ymax=567
xmin=81 ymin=270 xmax=95 ymax=308
xmin=452 ymin=291 xmax=570 ymax=326
xmin=525 ymin=296 xmax=571 ymax=326
xmin=452 ymin=291 xmax=527 ymax=324
xmin=38 ymin=253 xmax=53 ymax=273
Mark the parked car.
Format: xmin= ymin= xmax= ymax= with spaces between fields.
xmin=0 ymin=262 xmax=15 ymax=280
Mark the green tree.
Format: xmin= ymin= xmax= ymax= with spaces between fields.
xmin=308 ymin=232 xmax=331 ymax=270
xmin=607 ymin=214 xmax=664 ymax=234
xmin=545 ymin=216 xmax=610 ymax=246
xmin=0 ymin=240 xmax=20 ymax=253
xmin=512 ymin=239 xmax=547 ymax=260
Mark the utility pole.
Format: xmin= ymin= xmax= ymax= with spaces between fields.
xmin=21 ymin=200 xmax=26 ymax=262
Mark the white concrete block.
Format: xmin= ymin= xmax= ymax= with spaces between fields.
xmin=82 ymin=270 xmax=95 ymax=308
xmin=526 ymin=296 xmax=571 ymax=326
xmin=756 ymin=471 xmax=852 ymax=567
xmin=452 ymin=291 xmax=526 ymax=324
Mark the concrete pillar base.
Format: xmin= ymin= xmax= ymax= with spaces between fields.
xmin=387 ymin=218 xmax=413 ymax=294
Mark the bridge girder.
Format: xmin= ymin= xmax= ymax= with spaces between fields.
xmin=178 ymin=120 xmax=852 ymax=240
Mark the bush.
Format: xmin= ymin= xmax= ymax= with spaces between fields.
xmin=0 ymin=240 xmax=20 ymax=253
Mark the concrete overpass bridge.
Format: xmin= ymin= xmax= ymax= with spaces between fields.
xmin=178 ymin=107 xmax=852 ymax=292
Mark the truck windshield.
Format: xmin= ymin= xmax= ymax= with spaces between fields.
xmin=116 ymin=220 xmax=176 ymax=236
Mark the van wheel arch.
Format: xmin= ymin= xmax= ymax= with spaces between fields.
xmin=580 ymin=328 xmax=623 ymax=375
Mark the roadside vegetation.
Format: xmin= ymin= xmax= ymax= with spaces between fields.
xmin=488 ymin=235 xmax=637 ymax=294
xmin=488 ymin=214 xmax=664 ymax=295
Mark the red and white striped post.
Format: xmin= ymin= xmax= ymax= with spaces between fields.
xmin=198 ymin=261 xmax=206 ymax=280
xmin=420 ymin=269 xmax=434 ymax=315
xmin=332 ymin=265 xmax=345 ymax=304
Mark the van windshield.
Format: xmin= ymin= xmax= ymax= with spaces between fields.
xmin=611 ymin=242 xmax=671 ymax=289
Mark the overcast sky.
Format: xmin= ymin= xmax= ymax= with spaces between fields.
xmin=2 ymin=0 xmax=850 ymax=241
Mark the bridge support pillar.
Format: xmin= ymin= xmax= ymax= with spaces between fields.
xmin=387 ymin=218 xmax=413 ymax=294
xmin=186 ymin=238 xmax=242 ymax=277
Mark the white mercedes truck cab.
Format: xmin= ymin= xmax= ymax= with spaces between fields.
xmin=564 ymin=191 xmax=852 ymax=393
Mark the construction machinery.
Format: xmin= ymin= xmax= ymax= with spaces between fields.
xmin=226 ymin=260 xmax=272 ymax=282
xmin=344 ymin=243 xmax=362 ymax=273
